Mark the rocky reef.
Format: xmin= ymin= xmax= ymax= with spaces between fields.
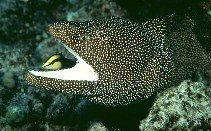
xmin=0 ymin=0 xmax=210 ymax=130
xmin=139 ymin=80 xmax=211 ymax=130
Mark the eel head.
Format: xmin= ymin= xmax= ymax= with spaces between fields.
xmin=24 ymin=16 xmax=169 ymax=106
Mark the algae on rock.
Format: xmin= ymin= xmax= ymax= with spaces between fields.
xmin=139 ymin=80 xmax=211 ymax=130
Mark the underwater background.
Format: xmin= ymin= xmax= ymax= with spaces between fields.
xmin=0 ymin=0 xmax=211 ymax=130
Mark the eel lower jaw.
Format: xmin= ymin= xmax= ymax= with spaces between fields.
xmin=28 ymin=44 xmax=99 ymax=81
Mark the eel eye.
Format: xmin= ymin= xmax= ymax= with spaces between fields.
xmin=79 ymin=34 xmax=89 ymax=41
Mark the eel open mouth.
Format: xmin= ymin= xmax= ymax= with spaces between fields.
xmin=28 ymin=43 xmax=99 ymax=81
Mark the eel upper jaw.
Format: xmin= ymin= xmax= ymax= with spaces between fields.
xmin=29 ymin=43 xmax=99 ymax=81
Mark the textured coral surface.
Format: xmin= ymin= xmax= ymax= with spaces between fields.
xmin=139 ymin=81 xmax=211 ymax=130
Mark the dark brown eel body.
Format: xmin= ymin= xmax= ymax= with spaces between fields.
xmin=24 ymin=15 xmax=211 ymax=106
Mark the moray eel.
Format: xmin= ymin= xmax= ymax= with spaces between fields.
xmin=24 ymin=16 xmax=210 ymax=106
